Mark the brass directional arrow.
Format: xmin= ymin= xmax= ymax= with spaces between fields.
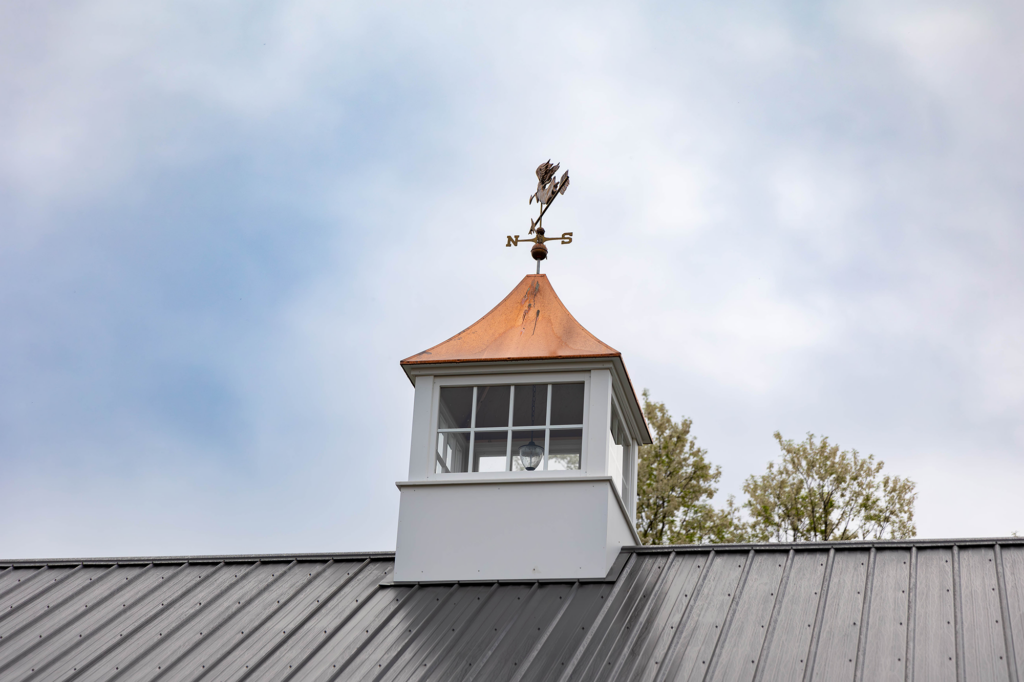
xmin=506 ymin=232 xmax=573 ymax=247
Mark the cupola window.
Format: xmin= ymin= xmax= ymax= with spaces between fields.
xmin=608 ymin=401 xmax=633 ymax=498
xmin=435 ymin=383 xmax=584 ymax=473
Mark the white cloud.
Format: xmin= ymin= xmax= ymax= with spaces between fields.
xmin=4 ymin=0 xmax=1024 ymax=556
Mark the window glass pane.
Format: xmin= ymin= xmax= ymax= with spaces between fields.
xmin=613 ymin=410 xmax=631 ymax=496
xmin=608 ymin=409 xmax=627 ymax=492
xmin=438 ymin=387 xmax=473 ymax=429
xmin=510 ymin=430 xmax=544 ymax=471
xmin=436 ymin=382 xmax=588 ymax=476
xmin=472 ymin=430 xmax=508 ymax=472
xmin=614 ymin=412 xmax=630 ymax=447
xmin=474 ymin=385 xmax=511 ymax=428
xmin=550 ymin=383 xmax=585 ymax=425
xmin=512 ymin=384 xmax=548 ymax=427
xmin=548 ymin=429 xmax=582 ymax=470
xmin=476 ymin=457 xmax=506 ymax=473
xmin=437 ymin=431 xmax=470 ymax=473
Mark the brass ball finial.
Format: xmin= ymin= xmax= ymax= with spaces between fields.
xmin=531 ymin=227 xmax=548 ymax=261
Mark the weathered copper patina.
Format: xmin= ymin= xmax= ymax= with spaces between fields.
xmin=401 ymin=274 xmax=619 ymax=366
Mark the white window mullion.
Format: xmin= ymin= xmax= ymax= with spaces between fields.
xmin=543 ymin=384 xmax=552 ymax=470
xmin=435 ymin=452 xmax=450 ymax=474
xmin=505 ymin=385 xmax=515 ymax=471
xmin=431 ymin=378 xmax=587 ymax=475
xmin=470 ymin=386 xmax=478 ymax=428
xmin=469 ymin=386 xmax=477 ymax=472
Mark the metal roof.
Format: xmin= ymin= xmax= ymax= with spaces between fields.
xmin=400 ymin=275 xmax=619 ymax=368
xmin=2 ymin=538 xmax=1022 ymax=681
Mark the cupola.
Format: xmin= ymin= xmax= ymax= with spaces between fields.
xmin=394 ymin=273 xmax=652 ymax=582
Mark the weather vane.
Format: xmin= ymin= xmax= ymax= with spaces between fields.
xmin=506 ymin=160 xmax=573 ymax=273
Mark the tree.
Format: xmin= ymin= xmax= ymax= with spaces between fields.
xmin=743 ymin=432 xmax=917 ymax=542
xmin=636 ymin=391 xmax=747 ymax=544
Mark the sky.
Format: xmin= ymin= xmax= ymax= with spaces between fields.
xmin=3 ymin=1 xmax=1024 ymax=558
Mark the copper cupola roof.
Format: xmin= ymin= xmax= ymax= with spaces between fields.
xmin=401 ymin=274 xmax=619 ymax=367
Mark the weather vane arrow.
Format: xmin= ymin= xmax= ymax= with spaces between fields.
xmin=506 ymin=160 xmax=573 ymax=273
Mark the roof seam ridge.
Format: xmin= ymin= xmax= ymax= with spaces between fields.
xmin=752 ymin=548 xmax=796 ymax=682
xmin=147 ymin=560 xmax=267 ymax=682
xmin=952 ymin=545 xmax=966 ymax=681
xmin=656 ymin=549 xmax=717 ymax=682
xmin=369 ymin=584 xmax=461 ymax=681
xmin=904 ymin=546 xmax=918 ymax=682
xmin=586 ymin=556 xmax=663 ymax=680
xmin=852 ymin=547 xmax=878 ymax=682
xmin=509 ymin=581 xmax=581 ymax=682
xmin=62 ymin=561 xmax=212 ymax=682
xmin=278 ymin=558 xmax=376 ymax=682
xmin=123 ymin=561 xmax=249 ymax=682
xmin=0 ymin=565 xmax=48 ymax=603
xmin=0 ymin=564 xmax=118 ymax=656
xmin=464 ymin=582 xmax=542 ymax=682
xmin=703 ymin=549 xmax=757 ymax=682
xmin=624 ymin=537 xmax=1024 ymax=552
xmin=606 ymin=551 xmax=679 ymax=680
xmin=232 ymin=560 xmax=337 ymax=682
xmin=801 ymin=547 xmax=836 ymax=682
xmin=247 ymin=558 xmax=366 ymax=680
xmin=326 ymin=583 xmax=423 ymax=682
xmin=191 ymin=559 xmax=300 ymax=682
xmin=0 ymin=564 xmax=84 ymax=627
xmin=0 ymin=564 xmax=122 ymax=677
xmin=15 ymin=562 xmax=163 ymax=681
xmin=994 ymin=544 xmax=1021 ymax=682
xmin=554 ymin=553 xmax=636 ymax=682
xmin=418 ymin=582 xmax=502 ymax=680
xmin=0 ymin=551 xmax=396 ymax=567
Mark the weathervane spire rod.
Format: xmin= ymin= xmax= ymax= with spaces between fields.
xmin=506 ymin=159 xmax=574 ymax=272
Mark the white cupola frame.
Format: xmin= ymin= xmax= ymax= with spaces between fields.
xmin=392 ymin=274 xmax=651 ymax=583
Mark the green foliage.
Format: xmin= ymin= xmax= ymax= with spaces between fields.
xmin=636 ymin=391 xmax=749 ymax=545
xmin=743 ymin=432 xmax=917 ymax=542
xmin=635 ymin=393 xmax=918 ymax=546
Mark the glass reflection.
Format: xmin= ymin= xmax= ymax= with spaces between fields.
xmin=550 ymin=383 xmax=585 ymax=425
xmin=436 ymin=382 xmax=588 ymax=474
xmin=436 ymin=431 xmax=470 ymax=473
xmin=438 ymin=387 xmax=473 ymax=429
xmin=472 ymin=430 xmax=508 ymax=472
xmin=548 ymin=429 xmax=582 ymax=470
xmin=513 ymin=384 xmax=548 ymax=427
xmin=475 ymin=385 xmax=511 ymax=428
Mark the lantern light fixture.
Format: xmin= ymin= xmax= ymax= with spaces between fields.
xmin=518 ymin=384 xmax=544 ymax=471
xmin=518 ymin=438 xmax=543 ymax=471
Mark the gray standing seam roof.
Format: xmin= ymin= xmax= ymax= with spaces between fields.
xmin=1 ymin=538 xmax=1022 ymax=681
